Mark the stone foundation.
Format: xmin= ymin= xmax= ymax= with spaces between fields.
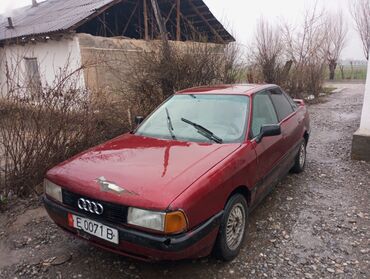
xmin=351 ymin=128 xmax=370 ymax=162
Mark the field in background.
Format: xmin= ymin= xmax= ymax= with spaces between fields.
xmin=326 ymin=64 xmax=367 ymax=81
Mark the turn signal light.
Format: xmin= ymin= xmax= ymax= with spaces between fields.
xmin=164 ymin=211 xmax=188 ymax=234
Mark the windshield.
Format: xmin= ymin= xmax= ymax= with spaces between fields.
xmin=135 ymin=94 xmax=250 ymax=143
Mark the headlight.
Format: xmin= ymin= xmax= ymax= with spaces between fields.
xmin=44 ymin=179 xmax=62 ymax=202
xmin=127 ymin=208 xmax=188 ymax=234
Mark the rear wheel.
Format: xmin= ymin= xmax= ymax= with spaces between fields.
xmin=214 ymin=194 xmax=248 ymax=261
xmin=291 ymin=140 xmax=306 ymax=173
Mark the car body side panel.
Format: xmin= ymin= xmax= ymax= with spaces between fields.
xmin=169 ymin=143 xmax=258 ymax=229
xmin=251 ymin=134 xmax=284 ymax=198
xmin=247 ymin=89 xmax=309 ymax=207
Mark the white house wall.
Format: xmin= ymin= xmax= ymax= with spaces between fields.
xmin=0 ymin=35 xmax=85 ymax=95
xmin=360 ymin=61 xmax=370 ymax=132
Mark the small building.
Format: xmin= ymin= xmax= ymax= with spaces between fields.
xmin=0 ymin=0 xmax=234 ymax=94
xmin=352 ymin=57 xmax=370 ymax=162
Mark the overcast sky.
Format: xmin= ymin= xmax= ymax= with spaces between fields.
xmin=0 ymin=0 xmax=365 ymax=60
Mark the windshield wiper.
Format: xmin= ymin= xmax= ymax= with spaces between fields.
xmin=165 ymin=108 xmax=177 ymax=140
xmin=181 ymin=118 xmax=223 ymax=144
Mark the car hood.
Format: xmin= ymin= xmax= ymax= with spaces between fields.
xmin=46 ymin=133 xmax=241 ymax=210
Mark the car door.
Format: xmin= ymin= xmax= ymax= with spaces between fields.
xmin=250 ymin=90 xmax=283 ymax=202
xmin=268 ymin=87 xmax=300 ymax=172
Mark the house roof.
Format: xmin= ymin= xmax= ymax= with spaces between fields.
xmin=0 ymin=0 xmax=121 ymax=42
xmin=0 ymin=0 xmax=235 ymax=43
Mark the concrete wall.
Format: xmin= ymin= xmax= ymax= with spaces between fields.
xmin=77 ymin=33 xmax=224 ymax=93
xmin=359 ymin=61 xmax=370 ymax=132
xmin=352 ymin=53 xmax=370 ymax=161
xmin=78 ymin=33 xmax=152 ymax=93
xmin=0 ymin=36 xmax=85 ymax=95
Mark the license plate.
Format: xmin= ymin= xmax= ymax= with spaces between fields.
xmin=68 ymin=213 xmax=119 ymax=244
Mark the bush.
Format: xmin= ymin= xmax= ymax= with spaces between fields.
xmin=126 ymin=41 xmax=244 ymax=116
xmin=0 ymin=66 xmax=130 ymax=197
xmin=249 ymin=7 xmax=332 ymax=98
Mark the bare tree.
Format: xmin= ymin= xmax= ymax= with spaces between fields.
xmin=252 ymin=18 xmax=285 ymax=83
xmin=125 ymin=41 xmax=244 ymax=116
xmin=282 ymin=3 xmax=328 ymax=97
xmin=350 ymin=0 xmax=370 ymax=60
xmin=283 ymin=3 xmax=327 ymax=65
xmin=248 ymin=2 xmax=331 ymax=97
xmin=325 ymin=12 xmax=348 ymax=80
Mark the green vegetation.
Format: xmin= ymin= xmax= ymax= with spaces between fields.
xmin=326 ymin=65 xmax=367 ymax=81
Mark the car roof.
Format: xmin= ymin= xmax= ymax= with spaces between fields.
xmin=176 ymin=84 xmax=278 ymax=96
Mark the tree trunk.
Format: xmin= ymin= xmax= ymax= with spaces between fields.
xmin=328 ymin=60 xmax=337 ymax=80
xmin=339 ymin=65 xmax=345 ymax=80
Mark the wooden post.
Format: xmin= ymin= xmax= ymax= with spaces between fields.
xmin=176 ymin=0 xmax=181 ymax=41
xmin=143 ymin=0 xmax=149 ymax=40
xmin=114 ymin=10 xmax=119 ymax=35
xmin=138 ymin=1 xmax=142 ymax=38
xmin=121 ymin=1 xmax=138 ymax=36
xmin=150 ymin=0 xmax=167 ymax=41
xmin=103 ymin=13 xmax=107 ymax=37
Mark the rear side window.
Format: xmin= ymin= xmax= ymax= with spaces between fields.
xmin=251 ymin=91 xmax=279 ymax=137
xmin=269 ymin=89 xmax=294 ymax=121
xmin=279 ymin=88 xmax=298 ymax=110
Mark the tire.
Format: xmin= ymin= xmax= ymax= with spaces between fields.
xmin=291 ymin=140 xmax=306 ymax=173
xmin=214 ymin=194 xmax=248 ymax=261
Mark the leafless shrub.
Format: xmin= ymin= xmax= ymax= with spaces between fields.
xmin=283 ymin=4 xmax=329 ymax=97
xmin=324 ymin=12 xmax=348 ymax=80
xmin=126 ymin=41 xmax=245 ymax=115
xmin=249 ymin=18 xmax=287 ymax=84
xmin=0 ymin=60 xmax=130 ymax=197
xmin=249 ymin=4 xmax=333 ymax=98
xmin=350 ymin=0 xmax=370 ymax=60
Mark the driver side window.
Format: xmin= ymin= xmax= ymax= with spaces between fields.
xmin=251 ymin=91 xmax=279 ymax=138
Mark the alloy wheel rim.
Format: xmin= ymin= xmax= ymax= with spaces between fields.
xmin=226 ymin=203 xmax=246 ymax=251
xmin=299 ymin=143 xmax=306 ymax=168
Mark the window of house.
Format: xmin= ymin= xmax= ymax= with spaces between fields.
xmin=269 ymin=88 xmax=294 ymax=121
xmin=251 ymin=91 xmax=279 ymax=138
xmin=24 ymin=57 xmax=42 ymax=94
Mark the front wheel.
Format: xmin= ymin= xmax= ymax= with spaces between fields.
xmin=291 ymin=140 xmax=306 ymax=173
xmin=214 ymin=194 xmax=248 ymax=261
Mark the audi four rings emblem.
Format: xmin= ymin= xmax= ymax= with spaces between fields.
xmin=77 ymin=198 xmax=104 ymax=215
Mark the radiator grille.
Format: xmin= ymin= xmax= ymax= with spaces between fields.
xmin=62 ymin=189 xmax=127 ymax=224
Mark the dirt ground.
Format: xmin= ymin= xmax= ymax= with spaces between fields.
xmin=0 ymin=83 xmax=369 ymax=279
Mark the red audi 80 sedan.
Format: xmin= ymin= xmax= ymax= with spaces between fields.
xmin=44 ymin=84 xmax=310 ymax=261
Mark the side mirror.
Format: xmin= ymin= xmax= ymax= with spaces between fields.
xmin=135 ymin=116 xmax=144 ymax=126
xmin=256 ymin=124 xmax=281 ymax=143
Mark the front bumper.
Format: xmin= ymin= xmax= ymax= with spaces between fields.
xmin=43 ymin=195 xmax=223 ymax=261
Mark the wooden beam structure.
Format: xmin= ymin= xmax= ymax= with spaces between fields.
xmin=186 ymin=0 xmax=224 ymax=43
xmin=176 ymin=0 xmax=181 ymax=41
xmin=121 ymin=1 xmax=139 ymax=36
xmin=150 ymin=0 xmax=167 ymax=41
xmin=164 ymin=3 xmax=176 ymax=24
xmin=179 ymin=12 xmax=201 ymax=39
xmin=97 ymin=15 xmax=116 ymax=37
xmin=143 ymin=0 xmax=149 ymax=40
